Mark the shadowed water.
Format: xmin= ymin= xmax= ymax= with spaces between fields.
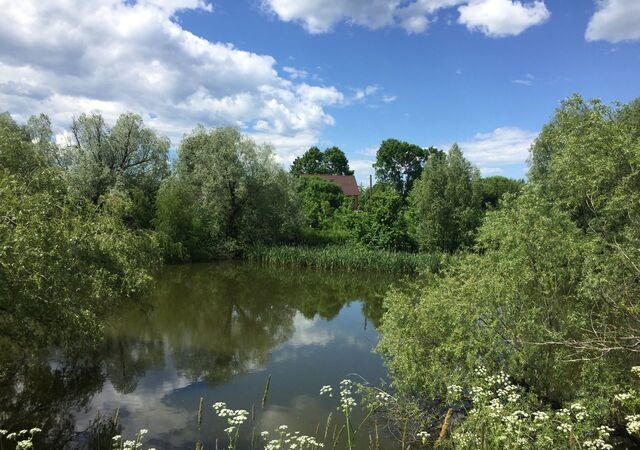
xmin=0 ymin=261 xmax=398 ymax=449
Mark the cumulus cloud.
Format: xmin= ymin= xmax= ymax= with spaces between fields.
xmin=263 ymin=0 xmax=399 ymax=34
xmin=263 ymin=0 xmax=549 ymax=35
xmin=456 ymin=127 xmax=538 ymax=173
xmin=458 ymin=0 xmax=550 ymax=37
xmin=586 ymin=0 xmax=640 ymax=43
xmin=0 ymin=0 xmax=346 ymax=162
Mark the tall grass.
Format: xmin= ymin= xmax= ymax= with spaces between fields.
xmin=245 ymin=245 xmax=447 ymax=274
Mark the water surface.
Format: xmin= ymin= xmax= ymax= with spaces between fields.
xmin=1 ymin=262 xmax=397 ymax=449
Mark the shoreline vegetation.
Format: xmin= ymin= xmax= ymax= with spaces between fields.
xmin=245 ymin=245 xmax=447 ymax=274
xmin=2 ymin=94 xmax=640 ymax=448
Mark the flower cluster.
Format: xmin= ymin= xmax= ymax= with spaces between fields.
xmin=416 ymin=430 xmax=430 ymax=444
xmin=212 ymin=402 xmax=250 ymax=449
xmin=319 ymin=385 xmax=333 ymax=397
xmin=614 ymin=391 xmax=634 ymax=402
xmin=374 ymin=390 xmax=393 ymax=404
xmin=213 ymin=402 xmax=249 ymax=426
xmin=0 ymin=428 xmax=41 ymax=450
xmin=626 ymin=414 xmax=640 ymax=435
xmin=448 ymin=367 xmax=629 ymax=450
xmin=583 ymin=426 xmax=614 ymax=450
xmin=338 ymin=379 xmax=357 ymax=412
xmin=112 ymin=430 xmax=154 ymax=450
xmin=261 ymin=426 xmax=324 ymax=450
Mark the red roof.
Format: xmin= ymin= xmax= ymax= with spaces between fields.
xmin=303 ymin=174 xmax=360 ymax=197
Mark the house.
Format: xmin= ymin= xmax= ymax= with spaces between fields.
xmin=303 ymin=174 xmax=360 ymax=209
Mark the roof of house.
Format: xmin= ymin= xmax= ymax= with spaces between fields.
xmin=302 ymin=174 xmax=360 ymax=196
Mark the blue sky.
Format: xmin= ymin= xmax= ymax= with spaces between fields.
xmin=0 ymin=0 xmax=639 ymax=182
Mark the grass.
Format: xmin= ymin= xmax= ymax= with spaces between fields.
xmin=245 ymin=244 xmax=447 ymax=274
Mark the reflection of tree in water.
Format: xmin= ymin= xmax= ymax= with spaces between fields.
xmin=0 ymin=348 xmax=106 ymax=449
xmin=106 ymin=262 xmax=393 ymax=386
xmin=101 ymin=337 xmax=165 ymax=394
xmin=0 ymin=262 xmax=394 ymax=448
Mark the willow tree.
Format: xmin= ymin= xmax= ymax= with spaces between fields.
xmin=155 ymin=127 xmax=302 ymax=260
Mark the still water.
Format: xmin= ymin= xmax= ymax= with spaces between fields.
xmin=2 ymin=262 xmax=397 ymax=449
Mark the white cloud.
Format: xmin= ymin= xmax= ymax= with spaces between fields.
xmin=479 ymin=167 xmax=505 ymax=175
xmin=349 ymin=159 xmax=376 ymax=185
xmin=263 ymin=0 xmax=549 ymax=36
xmin=457 ymin=126 xmax=538 ymax=172
xmin=586 ymin=0 xmax=640 ymax=43
xmin=382 ymin=95 xmax=398 ymax=103
xmin=282 ymin=66 xmax=309 ymax=79
xmin=263 ymin=0 xmax=399 ymax=34
xmin=358 ymin=146 xmax=378 ymax=156
xmin=458 ymin=0 xmax=550 ymax=37
xmin=365 ymin=85 xmax=380 ymax=96
xmin=511 ymin=74 xmax=534 ymax=85
xmin=0 ymin=0 xmax=346 ymax=162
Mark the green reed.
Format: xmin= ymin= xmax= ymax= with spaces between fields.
xmin=245 ymin=245 xmax=446 ymax=274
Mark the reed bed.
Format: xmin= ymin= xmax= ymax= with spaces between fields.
xmin=245 ymin=245 xmax=446 ymax=274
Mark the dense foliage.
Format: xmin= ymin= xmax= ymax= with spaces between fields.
xmin=379 ymin=95 xmax=640 ymax=446
xmin=155 ymin=127 xmax=302 ymax=260
xmin=296 ymin=175 xmax=350 ymax=229
xmin=290 ymin=145 xmax=353 ymax=175
xmin=0 ymin=113 xmax=160 ymax=351
xmin=478 ymin=175 xmax=524 ymax=209
xmin=408 ymin=144 xmax=482 ymax=253
xmin=374 ymin=138 xmax=441 ymax=198
xmin=349 ymin=187 xmax=413 ymax=251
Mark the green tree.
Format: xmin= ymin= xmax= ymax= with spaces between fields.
xmin=350 ymin=187 xmax=413 ymax=251
xmin=323 ymin=146 xmax=354 ymax=175
xmin=0 ymin=113 xmax=161 ymax=350
xmin=296 ymin=176 xmax=348 ymax=229
xmin=478 ymin=175 xmax=524 ymax=209
xmin=65 ymin=112 xmax=169 ymax=227
xmin=373 ymin=139 xmax=439 ymax=198
xmin=408 ymin=144 xmax=482 ymax=253
xmin=529 ymin=94 xmax=640 ymax=236
xmin=290 ymin=146 xmax=353 ymax=175
xmin=155 ymin=127 xmax=302 ymax=260
xmin=379 ymin=95 xmax=640 ymax=437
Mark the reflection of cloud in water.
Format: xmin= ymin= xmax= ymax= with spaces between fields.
xmin=258 ymin=394 xmax=330 ymax=436
xmin=75 ymin=368 xmax=192 ymax=438
xmin=287 ymin=313 xmax=335 ymax=347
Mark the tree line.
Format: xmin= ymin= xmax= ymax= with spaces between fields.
xmin=0 ymin=105 xmax=523 ymax=349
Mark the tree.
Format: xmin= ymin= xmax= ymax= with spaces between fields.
xmin=408 ymin=144 xmax=482 ymax=253
xmin=291 ymin=146 xmax=324 ymax=175
xmin=323 ymin=146 xmax=353 ymax=175
xmin=296 ymin=176 xmax=348 ymax=229
xmin=350 ymin=186 xmax=413 ymax=251
xmin=66 ymin=112 xmax=169 ymax=215
xmin=290 ymin=146 xmax=353 ymax=176
xmin=380 ymin=95 xmax=640 ymax=437
xmin=478 ymin=175 xmax=524 ymax=209
xmin=155 ymin=127 xmax=302 ymax=260
xmin=530 ymin=94 xmax=640 ymax=235
xmin=373 ymin=138 xmax=439 ymax=198
xmin=0 ymin=113 xmax=160 ymax=350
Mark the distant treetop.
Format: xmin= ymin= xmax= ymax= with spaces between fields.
xmin=291 ymin=146 xmax=354 ymax=176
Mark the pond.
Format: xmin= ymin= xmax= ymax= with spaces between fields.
xmin=0 ymin=262 xmax=398 ymax=449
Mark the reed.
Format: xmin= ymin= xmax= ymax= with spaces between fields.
xmin=245 ymin=245 xmax=447 ymax=274
xmin=261 ymin=374 xmax=271 ymax=409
